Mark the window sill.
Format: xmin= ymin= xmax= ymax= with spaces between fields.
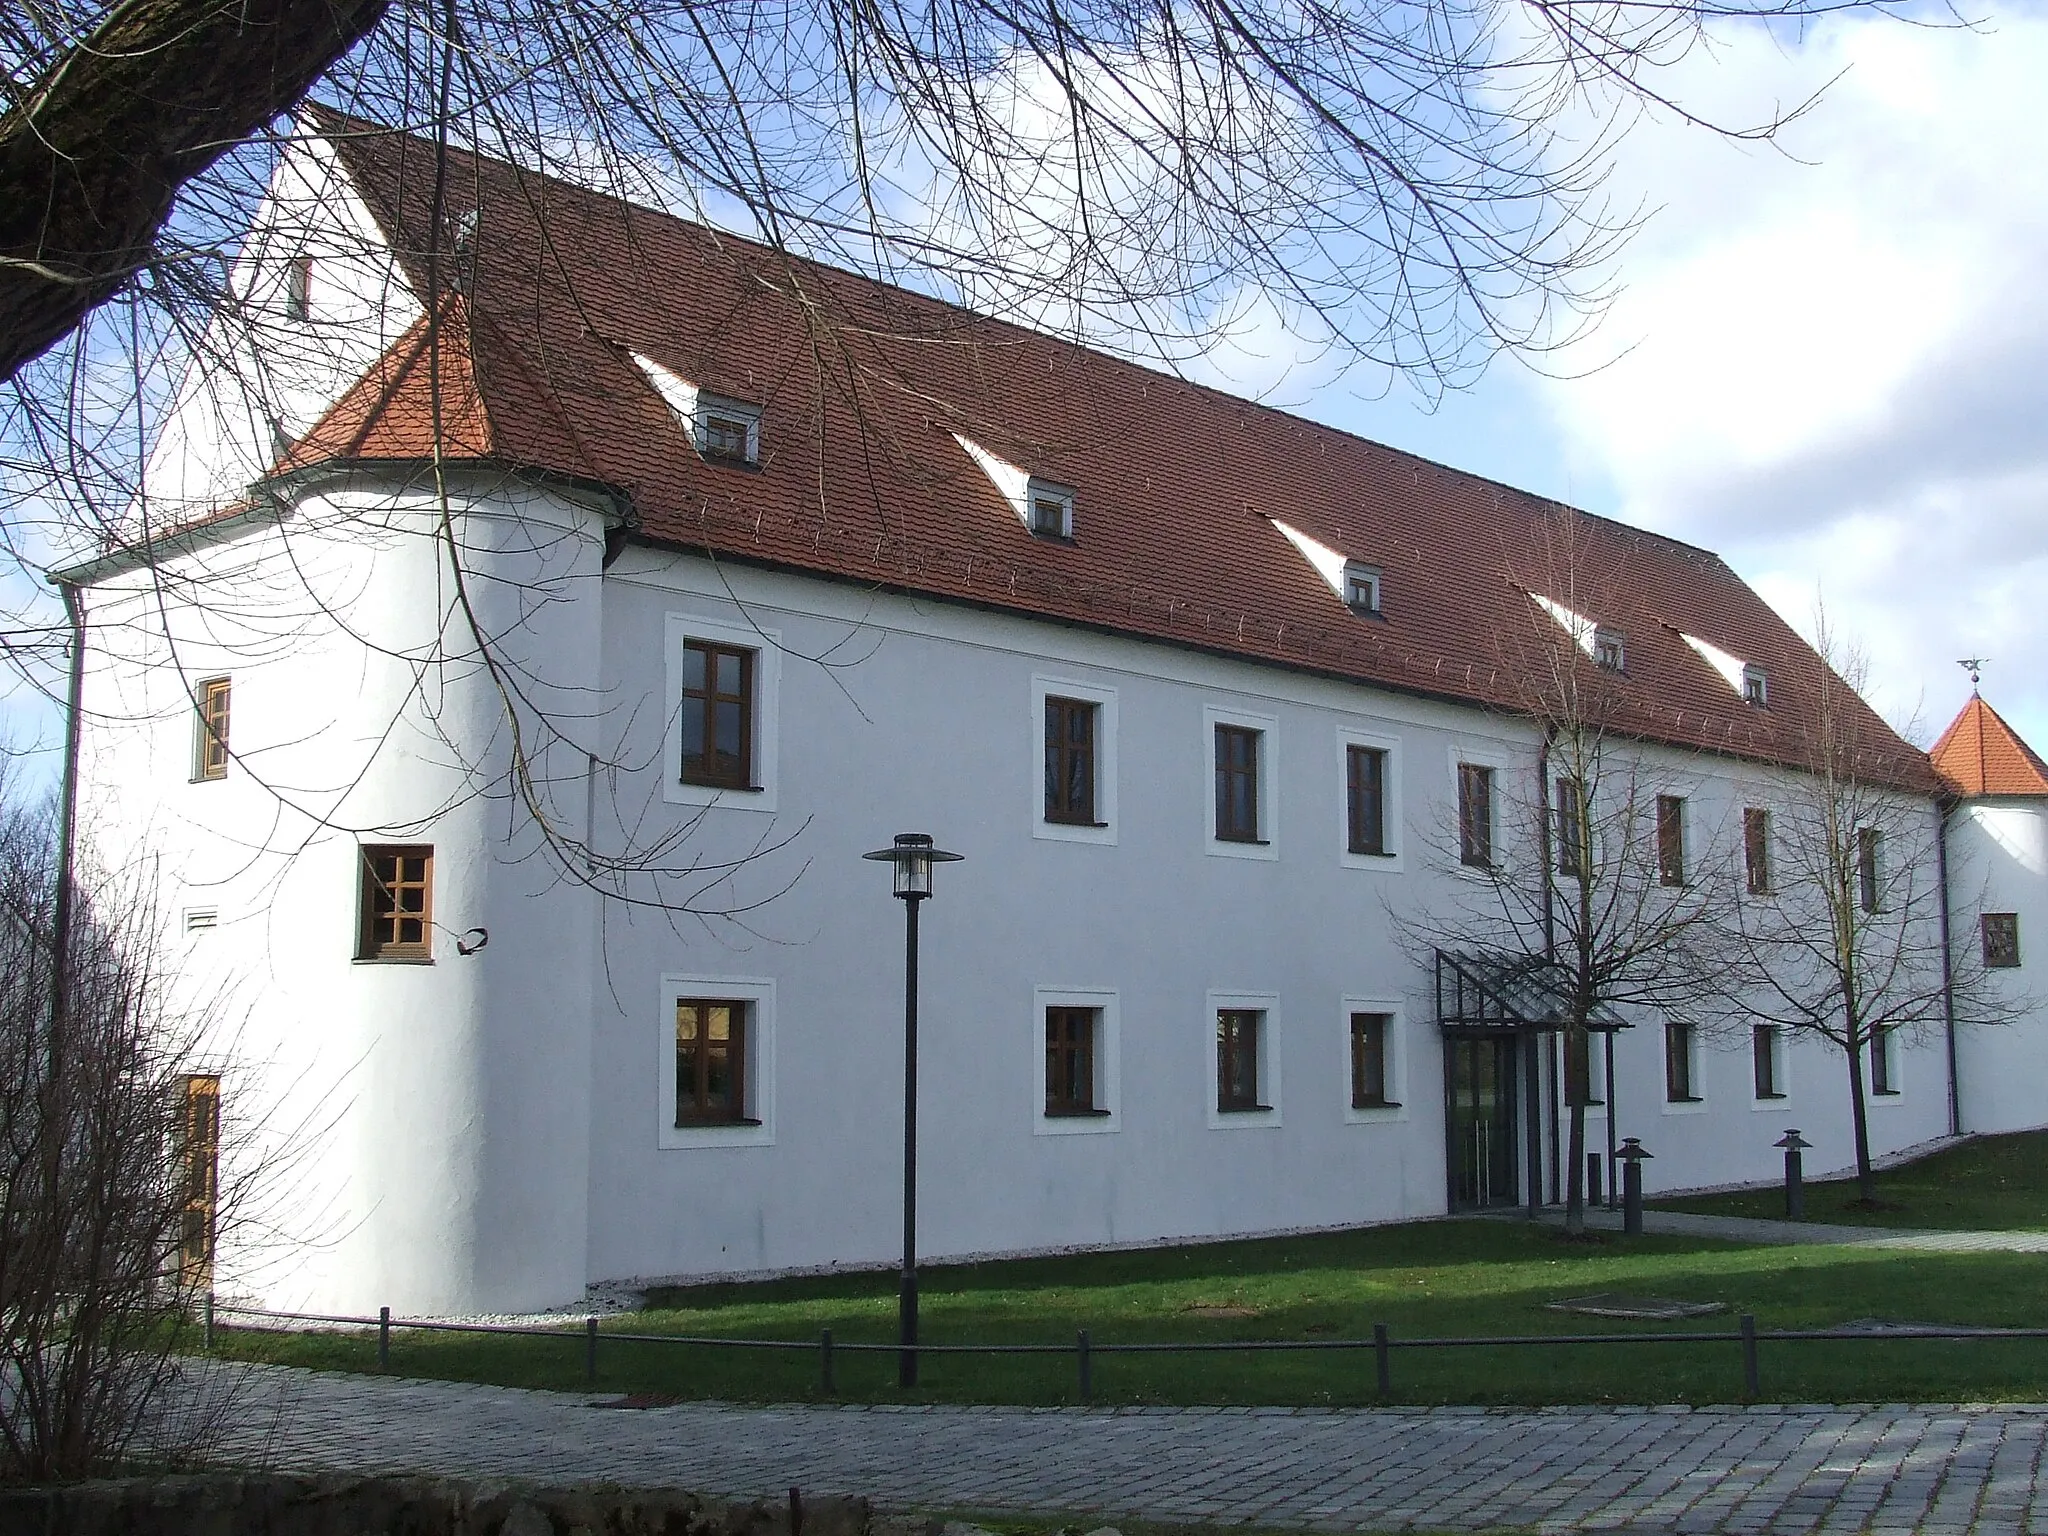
xmin=353 ymin=955 xmax=434 ymax=965
xmin=1351 ymin=1099 xmax=1402 ymax=1111
xmin=1753 ymin=1092 xmax=1787 ymax=1101
xmin=679 ymin=779 xmax=766 ymax=794
xmin=1348 ymin=847 xmax=1393 ymax=860
xmin=1216 ymin=1102 xmax=1274 ymax=1114
xmin=1214 ymin=835 xmax=1270 ymax=847
xmin=1044 ymin=817 xmax=1110 ymax=830
xmin=1872 ymin=1089 xmax=1901 ymax=1098
xmin=674 ymin=1116 xmax=764 ymax=1129
xmin=1044 ymin=1106 xmax=1112 ymax=1119
xmin=1666 ymin=1095 xmax=1702 ymax=1105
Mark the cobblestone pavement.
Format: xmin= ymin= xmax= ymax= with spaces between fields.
xmin=206 ymin=1364 xmax=2048 ymax=1534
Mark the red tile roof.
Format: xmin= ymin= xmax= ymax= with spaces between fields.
xmin=287 ymin=110 xmax=1934 ymax=792
xmin=1931 ymin=695 xmax=2048 ymax=797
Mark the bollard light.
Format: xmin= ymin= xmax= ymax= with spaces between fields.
xmin=1776 ymin=1128 xmax=1811 ymax=1222
xmin=1615 ymin=1137 xmax=1653 ymax=1236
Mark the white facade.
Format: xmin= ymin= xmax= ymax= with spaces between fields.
xmin=59 ymin=126 xmax=2008 ymax=1318
xmin=1949 ymin=797 xmax=2048 ymax=1135
xmin=75 ymin=494 xmax=1963 ymax=1315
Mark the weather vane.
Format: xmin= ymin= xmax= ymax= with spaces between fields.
xmin=1959 ymin=657 xmax=1988 ymax=691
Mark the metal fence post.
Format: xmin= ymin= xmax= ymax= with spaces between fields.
xmin=203 ymin=1290 xmax=215 ymax=1351
xmin=820 ymin=1328 xmax=835 ymax=1395
xmin=1373 ymin=1322 xmax=1392 ymax=1399
xmin=377 ymin=1306 xmax=390 ymax=1371
xmin=585 ymin=1316 xmax=600 ymax=1383
xmin=1077 ymin=1329 xmax=1092 ymax=1403
xmin=789 ymin=1487 xmax=804 ymax=1536
xmin=1740 ymin=1312 xmax=1760 ymax=1400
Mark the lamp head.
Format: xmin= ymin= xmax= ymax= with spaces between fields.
xmin=862 ymin=832 xmax=963 ymax=899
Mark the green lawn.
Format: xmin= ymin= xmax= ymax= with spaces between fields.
xmin=214 ymin=1216 xmax=2048 ymax=1406
xmin=1652 ymin=1129 xmax=2048 ymax=1230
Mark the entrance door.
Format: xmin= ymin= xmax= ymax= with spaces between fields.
xmin=1446 ymin=1035 xmax=1518 ymax=1209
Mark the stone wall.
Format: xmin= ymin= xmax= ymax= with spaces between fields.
xmin=0 ymin=1472 xmax=871 ymax=1536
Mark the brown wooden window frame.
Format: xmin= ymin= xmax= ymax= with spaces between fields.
xmin=1346 ymin=745 xmax=1388 ymax=856
xmin=1656 ymin=794 xmax=1686 ymax=886
xmin=1216 ymin=1008 xmax=1266 ymax=1112
xmin=1555 ymin=776 xmax=1585 ymax=877
xmin=1752 ymin=1024 xmax=1784 ymax=1100
xmin=1983 ymin=912 xmax=2022 ymax=969
xmin=178 ymin=1073 xmax=221 ymax=1287
xmin=1457 ymin=763 xmax=1493 ymax=868
xmin=1743 ymin=807 xmax=1771 ymax=895
xmin=1045 ymin=1006 xmax=1107 ymax=1117
xmin=1214 ymin=724 xmax=1262 ymax=844
xmin=357 ymin=843 xmax=433 ymax=961
xmin=1869 ymin=1025 xmax=1898 ymax=1096
xmin=694 ymin=396 xmax=760 ymax=464
xmin=1665 ymin=1019 xmax=1698 ymax=1103
xmin=1858 ymin=827 xmax=1882 ymax=914
xmin=192 ymin=676 xmax=231 ymax=782
xmin=1044 ymin=697 xmax=1099 ymax=826
xmin=680 ymin=639 xmax=756 ymax=789
xmin=675 ymin=998 xmax=754 ymax=1125
xmin=1349 ymin=1011 xmax=1397 ymax=1109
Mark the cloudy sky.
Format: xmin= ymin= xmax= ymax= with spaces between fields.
xmin=1273 ymin=2 xmax=2048 ymax=755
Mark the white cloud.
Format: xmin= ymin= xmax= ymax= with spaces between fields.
xmin=1540 ymin=4 xmax=2048 ymax=746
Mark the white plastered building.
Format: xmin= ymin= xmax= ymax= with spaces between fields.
xmin=56 ymin=116 xmax=2025 ymax=1316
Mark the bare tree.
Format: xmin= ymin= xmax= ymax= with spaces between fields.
xmin=0 ymin=772 xmax=244 ymax=1480
xmin=1414 ymin=514 xmax=1736 ymax=1235
xmin=1719 ymin=623 xmax=2009 ymax=1205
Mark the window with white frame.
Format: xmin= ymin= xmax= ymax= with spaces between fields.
xmin=1869 ymin=1025 xmax=1899 ymax=1097
xmin=665 ymin=612 xmax=780 ymax=811
xmin=1207 ymin=990 xmax=1280 ymax=1126
xmin=1663 ymin=1019 xmax=1702 ymax=1107
xmin=1033 ymin=675 xmax=1117 ymax=844
xmin=658 ymin=974 xmax=774 ymax=1147
xmin=1034 ymin=986 xmax=1120 ymax=1134
xmin=1342 ymin=561 xmax=1383 ymax=616
xmin=1204 ymin=705 xmax=1279 ymax=859
xmin=1340 ymin=727 xmax=1402 ymax=871
xmin=1027 ymin=480 xmax=1076 ymax=540
xmin=1752 ymin=1024 xmax=1786 ymax=1101
xmin=1343 ymin=1001 xmax=1406 ymax=1119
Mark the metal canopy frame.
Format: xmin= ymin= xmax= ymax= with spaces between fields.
xmin=1434 ymin=949 xmax=1632 ymax=1034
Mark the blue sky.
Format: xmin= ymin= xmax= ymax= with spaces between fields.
xmin=1267 ymin=2 xmax=2048 ymax=757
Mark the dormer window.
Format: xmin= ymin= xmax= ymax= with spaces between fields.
xmin=1026 ymin=480 xmax=1075 ymax=541
xmin=1342 ymin=561 xmax=1383 ymax=616
xmin=696 ymin=396 xmax=760 ymax=465
xmin=1742 ymin=664 xmax=1769 ymax=707
xmin=1593 ymin=626 xmax=1626 ymax=672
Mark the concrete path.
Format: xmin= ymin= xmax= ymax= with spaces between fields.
xmin=1569 ymin=1206 xmax=2048 ymax=1252
xmin=207 ymin=1363 xmax=2048 ymax=1534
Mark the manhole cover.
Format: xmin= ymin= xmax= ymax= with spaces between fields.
xmin=1545 ymin=1293 xmax=1727 ymax=1320
xmin=590 ymin=1393 xmax=685 ymax=1410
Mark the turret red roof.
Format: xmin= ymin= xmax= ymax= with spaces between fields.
xmin=1931 ymin=695 xmax=2048 ymax=797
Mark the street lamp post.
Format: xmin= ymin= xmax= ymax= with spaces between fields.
xmin=862 ymin=832 xmax=962 ymax=1388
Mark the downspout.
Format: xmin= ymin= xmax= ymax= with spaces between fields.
xmin=1537 ymin=736 xmax=1559 ymax=1206
xmin=1936 ymin=793 xmax=1962 ymax=1137
xmin=48 ymin=581 xmax=86 ymax=1077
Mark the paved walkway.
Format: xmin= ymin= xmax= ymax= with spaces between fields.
xmin=1572 ymin=1207 xmax=2048 ymax=1252
xmin=207 ymin=1363 xmax=2048 ymax=1534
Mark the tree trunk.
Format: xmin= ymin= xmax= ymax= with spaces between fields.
xmin=1563 ymin=1022 xmax=1587 ymax=1234
xmin=1846 ymin=1025 xmax=1876 ymax=1203
xmin=0 ymin=0 xmax=391 ymax=384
